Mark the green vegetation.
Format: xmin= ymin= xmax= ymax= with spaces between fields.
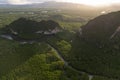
xmin=0 ymin=37 xmax=87 ymax=80
xmin=2 ymin=18 xmax=62 ymax=40
xmin=59 ymin=21 xmax=82 ymax=31
xmin=1 ymin=8 xmax=120 ymax=80
xmin=0 ymin=8 xmax=86 ymax=31
xmin=92 ymin=76 xmax=116 ymax=80
xmin=1 ymin=48 xmax=64 ymax=80
xmin=0 ymin=38 xmax=50 ymax=77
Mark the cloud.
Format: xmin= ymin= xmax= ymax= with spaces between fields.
xmin=7 ymin=0 xmax=56 ymax=5
xmin=7 ymin=0 xmax=32 ymax=5
xmin=0 ymin=0 xmax=60 ymax=5
xmin=0 ymin=0 xmax=8 ymax=4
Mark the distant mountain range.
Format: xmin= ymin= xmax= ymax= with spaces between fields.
xmin=0 ymin=1 xmax=92 ymax=9
xmin=0 ymin=1 xmax=120 ymax=12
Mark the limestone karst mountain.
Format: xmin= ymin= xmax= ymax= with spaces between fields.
xmin=81 ymin=11 xmax=120 ymax=43
xmin=1 ymin=18 xmax=62 ymax=40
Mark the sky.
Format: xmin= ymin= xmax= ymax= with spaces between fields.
xmin=0 ymin=0 xmax=120 ymax=6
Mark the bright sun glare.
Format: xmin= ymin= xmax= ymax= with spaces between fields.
xmin=61 ymin=0 xmax=120 ymax=6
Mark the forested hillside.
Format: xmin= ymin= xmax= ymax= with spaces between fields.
xmin=0 ymin=8 xmax=120 ymax=80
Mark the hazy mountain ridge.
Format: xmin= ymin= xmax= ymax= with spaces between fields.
xmin=0 ymin=1 xmax=120 ymax=12
xmin=0 ymin=1 xmax=94 ymax=10
xmin=81 ymin=11 xmax=120 ymax=43
xmin=0 ymin=1 xmax=120 ymax=20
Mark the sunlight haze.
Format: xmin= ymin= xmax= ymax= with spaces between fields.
xmin=58 ymin=0 xmax=120 ymax=6
xmin=0 ymin=0 xmax=120 ymax=6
